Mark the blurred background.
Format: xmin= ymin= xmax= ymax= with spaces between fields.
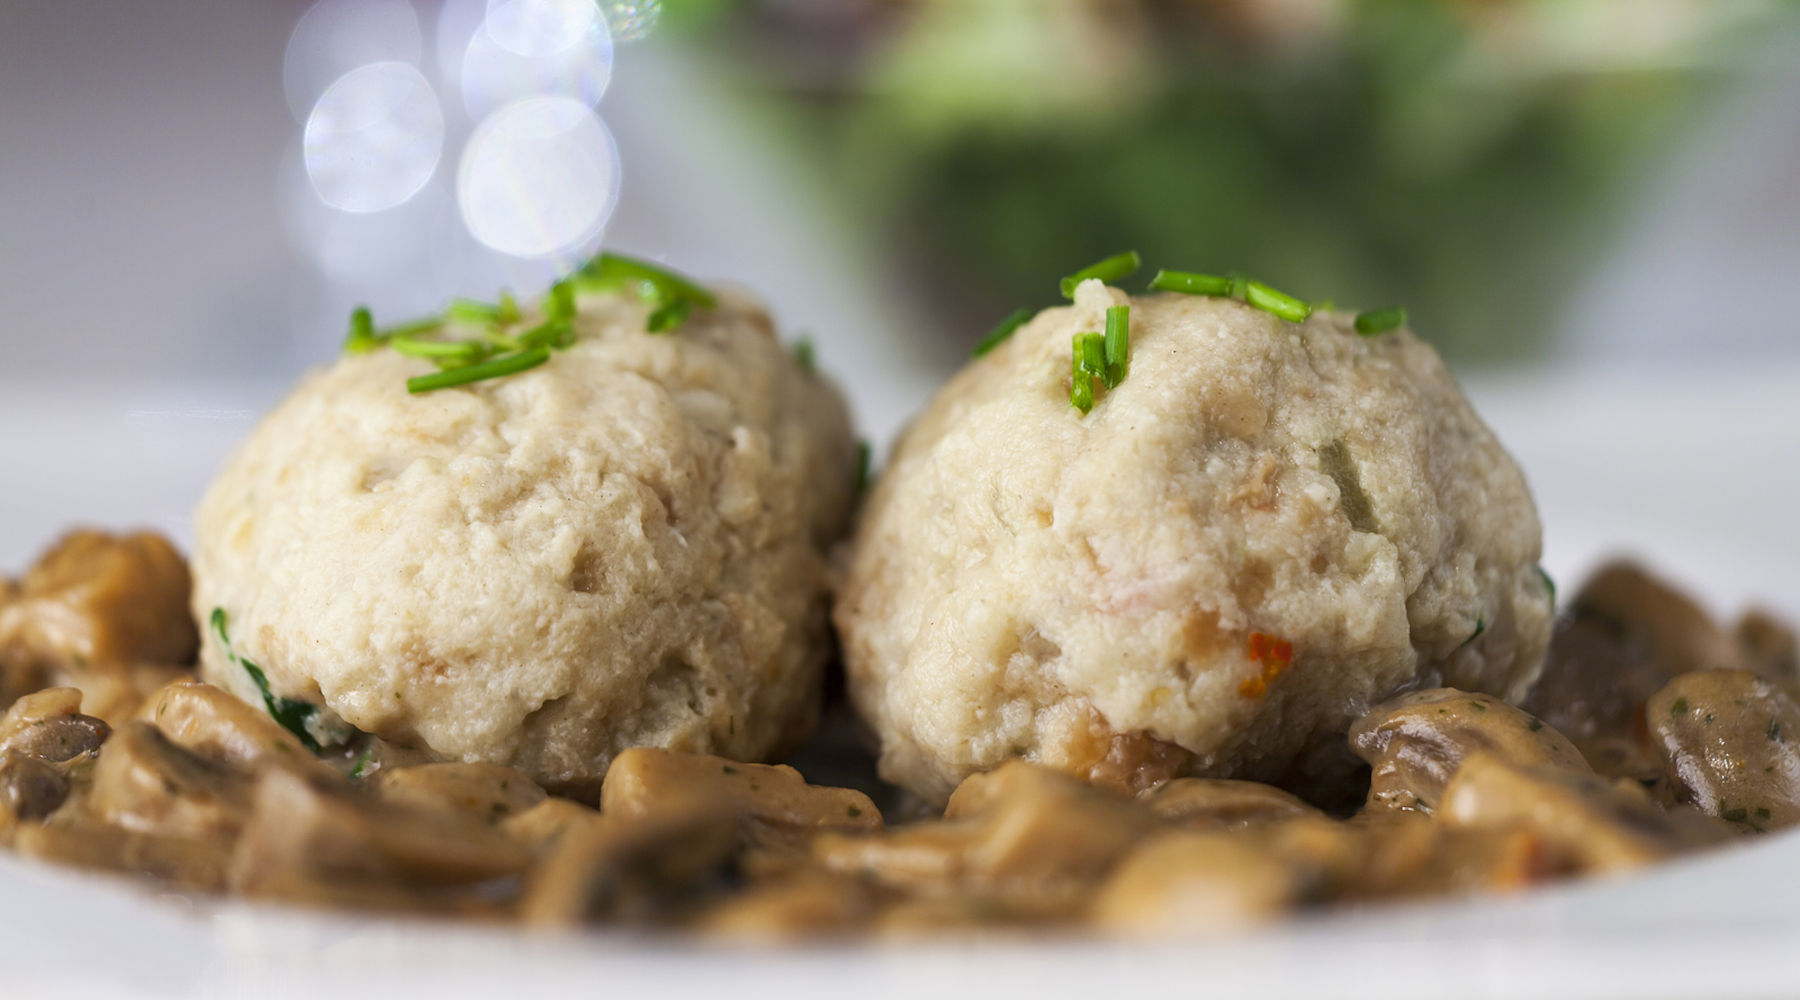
xmin=4 ymin=0 xmax=1800 ymax=609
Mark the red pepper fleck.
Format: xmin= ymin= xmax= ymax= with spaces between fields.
xmin=1239 ymin=632 xmax=1295 ymax=698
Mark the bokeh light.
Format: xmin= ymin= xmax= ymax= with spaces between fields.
xmin=457 ymin=96 xmax=620 ymax=258
xmin=282 ymin=0 xmax=422 ymax=122
xmin=600 ymin=0 xmax=661 ymax=43
xmin=460 ymin=1 xmax=613 ymax=120
xmin=303 ymin=62 xmax=445 ymax=214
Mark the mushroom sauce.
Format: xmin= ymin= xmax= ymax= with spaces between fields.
xmin=1 ymin=529 xmax=1796 ymax=939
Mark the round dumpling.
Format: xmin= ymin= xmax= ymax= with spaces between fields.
xmin=192 ymin=284 xmax=857 ymax=797
xmin=836 ymin=279 xmax=1553 ymax=804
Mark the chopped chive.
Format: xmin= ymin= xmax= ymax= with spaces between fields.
xmin=646 ymin=298 xmax=694 ymax=333
xmin=854 ymin=440 xmax=872 ymax=495
xmin=497 ymin=291 xmax=521 ymax=325
xmin=1070 ymin=352 xmax=1095 ymax=413
xmin=447 ymin=298 xmax=507 ymax=326
xmin=1354 ymin=307 xmax=1407 ymax=336
xmin=1059 ymin=250 xmax=1141 ymax=299
xmin=390 ymin=336 xmax=489 ymax=363
xmin=210 ymin=607 xmax=322 ymax=753
xmin=973 ymin=306 xmax=1033 ymax=358
xmin=1723 ymin=807 xmax=1748 ymax=823
xmin=1536 ymin=566 xmax=1556 ymax=608
xmin=1227 ymin=272 xmax=1249 ymax=299
xmin=578 ymin=252 xmax=717 ymax=308
xmin=406 ymin=347 xmax=551 ymax=394
xmin=344 ymin=306 xmax=378 ymax=354
xmin=1245 ymin=281 xmax=1311 ymax=322
xmin=1670 ymin=697 xmax=1689 ymax=717
xmin=545 ymin=280 xmax=577 ymax=323
xmin=1075 ymin=331 xmax=1107 ymax=380
xmin=378 ymin=316 xmax=446 ymax=340
xmin=792 ymin=337 xmax=816 ymax=373
xmin=1148 ymin=270 xmax=1232 ymax=296
xmin=349 ymin=746 xmax=374 ymax=780
xmin=1103 ymin=305 xmax=1130 ymax=389
xmin=515 ymin=319 xmax=575 ymax=351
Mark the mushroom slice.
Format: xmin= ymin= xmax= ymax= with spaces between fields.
xmin=692 ymin=870 xmax=881 ymax=940
xmin=1091 ymin=830 xmax=1306 ymax=932
xmin=815 ymin=762 xmax=1158 ymax=914
xmin=1523 ymin=562 xmax=1738 ymax=779
xmin=230 ymin=768 xmax=530 ymax=906
xmin=0 ymin=687 xmax=110 ymax=763
xmin=77 ymin=663 xmax=193 ymax=730
xmin=1350 ymin=689 xmax=1588 ymax=814
xmin=504 ymin=797 xmax=603 ymax=853
xmin=1438 ymin=752 xmax=1725 ymax=874
xmin=0 ymin=530 xmax=198 ymax=672
xmin=1139 ymin=778 xmax=1321 ymax=829
xmin=86 ymin=721 xmax=255 ymax=842
xmin=0 ymin=751 xmax=71 ymax=826
xmin=373 ymin=763 xmax=547 ymax=823
xmin=601 ymin=748 xmax=881 ymax=836
xmin=137 ymin=679 xmax=329 ymax=777
xmin=14 ymin=817 xmax=228 ymax=891
xmin=1646 ymin=669 xmax=1800 ymax=831
xmin=519 ymin=798 xmax=744 ymax=927
xmin=1733 ymin=611 xmax=1799 ymax=692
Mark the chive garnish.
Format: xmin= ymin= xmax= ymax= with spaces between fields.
xmin=973 ymin=306 xmax=1033 ymax=358
xmin=349 ymin=746 xmax=374 ymax=780
xmin=1354 ymin=307 xmax=1407 ymax=336
xmin=1070 ymin=331 xmax=1106 ymax=413
xmin=1670 ymin=697 xmax=1689 ymax=717
xmin=344 ymin=306 xmax=378 ymax=354
xmin=447 ymin=296 xmax=518 ymax=327
xmin=210 ymin=607 xmax=322 ymax=753
xmin=1069 ymin=352 xmax=1095 ymax=414
xmin=380 ymin=316 xmax=445 ymax=341
xmin=1103 ymin=305 xmax=1130 ymax=389
xmin=406 ymin=347 xmax=551 ymax=394
xmin=390 ymin=336 xmax=489 ymax=364
xmin=545 ymin=280 xmax=577 ymax=323
xmin=1148 ymin=270 xmax=1232 ymax=297
xmin=1059 ymin=250 xmax=1141 ymax=298
xmin=578 ymin=252 xmax=717 ymax=333
xmin=854 ymin=440 xmax=872 ymax=495
xmin=646 ymin=298 xmax=693 ymax=334
xmin=1536 ymin=566 xmax=1556 ymax=608
xmin=1245 ymin=280 xmax=1311 ymax=322
xmin=792 ymin=337 xmax=816 ymax=373
xmin=515 ymin=319 xmax=575 ymax=351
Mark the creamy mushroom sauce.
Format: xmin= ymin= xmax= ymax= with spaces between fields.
xmin=1 ymin=529 xmax=1796 ymax=938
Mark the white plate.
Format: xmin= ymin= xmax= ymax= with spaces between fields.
xmin=1 ymin=362 xmax=1797 ymax=1000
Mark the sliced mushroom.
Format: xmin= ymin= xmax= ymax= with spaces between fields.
xmin=503 ymin=796 xmax=603 ymax=853
xmin=137 ymin=679 xmax=326 ymax=777
xmin=1646 ymin=669 xmax=1800 ymax=831
xmin=814 ymin=762 xmax=1159 ymax=916
xmin=86 ymin=721 xmax=255 ymax=842
xmin=76 ymin=663 xmax=192 ymax=730
xmin=0 ymin=687 xmax=110 ymax=762
xmin=692 ymin=870 xmax=881 ymax=940
xmin=229 ymin=767 xmax=531 ymax=907
xmin=602 ymin=748 xmax=881 ymax=835
xmin=1349 ymin=689 xmax=1587 ymax=814
xmin=0 ymin=752 xmax=71 ymax=825
xmin=1091 ymin=830 xmax=1306 ymax=933
xmin=518 ymin=798 xmax=743 ymax=927
xmin=14 ymin=816 xmax=228 ymax=891
xmin=0 ymin=530 xmax=198 ymax=673
xmin=1438 ymin=752 xmax=1726 ymax=874
xmin=373 ymin=762 xmax=547 ymax=823
xmin=1523 ymin=562 xmax=1739 ymax=780
xmin=1734 ymin=610 xmax=1799 ymax=691
xmin=1140 ymin=778 xmax=1322 ymax=829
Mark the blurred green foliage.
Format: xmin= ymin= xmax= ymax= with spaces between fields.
xmin=666 ymin=0 xmax=1793 ymax=362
